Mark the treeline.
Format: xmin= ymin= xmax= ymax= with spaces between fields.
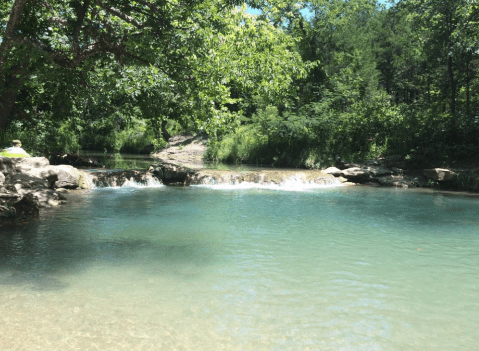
xmin=207 ymin=0 xmax=479 ymax=167
xmin=1 ymin=1 xmax=478 ymax=166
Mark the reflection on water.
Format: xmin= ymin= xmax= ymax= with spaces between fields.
xmin=0 ymin=187 xmax=478 ymax=350
xmin=80 ymin=151 xmax=155 ymax=170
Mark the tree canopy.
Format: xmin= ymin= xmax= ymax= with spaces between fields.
xmin=2 ymin=0 xmax=479 ymax=164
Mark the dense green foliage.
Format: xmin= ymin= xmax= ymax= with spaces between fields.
xmin=208 ymin=0 xmax=479 ymax=167
xmin=1 ymin=0 xmax=478 ymax=164
xmin=1 ymin=0 xmax=305 ymax=153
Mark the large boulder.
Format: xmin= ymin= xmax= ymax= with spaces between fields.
xmin=12 ymin=173 xmax=49 ymax=192
xmin=340 ymin=167 xmax=370 ymax=182
xmin=12 ymin=157 xmax=50 ymax=176
xmin=365 ymin=166 xmax=393 ymax=177
xmin=0 ymin=157 xmax=17 ymax=176
xmin=338 ymin=165 xmax=394 ymax=183
xmin=0 ymin=190 xmax=39 ymax=226
xmin=377 ymin=175 xmax=421 ymax=188
xmin=423 ymin=168 xmax=456 ymax=181
xmin=2 ymin=156 xmax=89 ymax=189
xmin=9 ymin=173 xmax=67 ymax=207
xmin=150 ymin=163 xmax=195 ymax=185
xmin=323 ymin=167 xmax=342 ymax=176
xmin=53 ymin=165 xmax=89 ymax=189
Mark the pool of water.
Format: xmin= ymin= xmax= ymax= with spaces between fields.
xmin=79 ymin=151 xmax=276 ymax=172
xmin=1 ymin=186 xmax=478 ymax=350
xmin=79 ymin=152 xmax=155 ymax=170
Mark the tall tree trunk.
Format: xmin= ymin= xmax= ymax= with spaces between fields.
xmin=0 ymin=58 xmax=31 ymax=130
xmin=0 ymin=0 xmax=30 ymax=131
xmin=0 ymin=89 xmax=20 ymax=130
xmin=448 ymin=56 xmax=456 ymax=115
xmin=161 ymin=120 xmax=171 ymax=141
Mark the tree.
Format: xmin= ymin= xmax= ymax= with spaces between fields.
xmin=396 ymin=0 xmax=479 ymax=124
xmin=0 ymin=0 xmax=234 ymax=130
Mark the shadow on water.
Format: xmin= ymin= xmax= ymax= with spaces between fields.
xmin=0 ymin=221 xmax=211 ymax=291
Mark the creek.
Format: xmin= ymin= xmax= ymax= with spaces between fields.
xmin=0 ymin=184 xmax=478 ymax=350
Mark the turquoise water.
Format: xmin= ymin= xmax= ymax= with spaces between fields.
xmin=1 ymin=186 xmax=478 ymax=350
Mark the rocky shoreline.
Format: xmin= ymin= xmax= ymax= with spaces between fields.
xmin=0 ymin=156 xmax=164 ymax=227
xmin=2 ymin=146 xmax=478 ymax=227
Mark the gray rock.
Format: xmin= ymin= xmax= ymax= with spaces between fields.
xmin=365 ymin=166 xmax=393 ymax=177
xmin=84 ymin=169 xmax=160 ymax=188
xmin=152 ymin=134 xmax=207 ymax=169
xmin=9 ymin=193 xmax=39 ymax=220
xmin=0 ymin=172 xmax=4 ymax=186
xmin=10 ymin=158 xmax=87 ymax=189
xmin=151 ymin=163 xmax=195 ymax=184
xmin=53 ymin=165 xmax=87 ymax=189
xmin=9 ymin=173 xmax=65 ymax=207
xmin=423 ymin=168 xmax=456 ymax=181
xmin=391 ymin=167 xmax=403 ymax=175
xmin=13 ymin=157 xmax=50 ymax=175
xmin=378 ymin=175 xmax=414 ymax=188
xmin=12 ymin=173 xmax=49 ymax=192
xmin=323 ymin=167 xmax=342 ymax=176
xmin=0 ymin=157 xmax=17 ymax=176
xmin=340 ymin=167 xmax=370 ymax=181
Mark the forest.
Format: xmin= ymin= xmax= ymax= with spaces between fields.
xmin=1 ymin=0 xmax=478 ymax=168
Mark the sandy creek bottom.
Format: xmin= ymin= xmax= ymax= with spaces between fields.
xmin=1 ymin=186 xmax=478 ymax=350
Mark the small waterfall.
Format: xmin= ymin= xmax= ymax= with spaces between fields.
xmin=187 ymin=170 xmax=343 ymax=191
xmin=193 ymin=178 xmax=342 ymax=191
xmin=108 ymin=163 xmax=348 ymax=190
xmin=84 ymin=170 xmax=163 ymax=189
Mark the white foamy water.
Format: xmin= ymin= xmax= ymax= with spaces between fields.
xmin=1 ymin=186 xmax=478 ymax=350
xmin=193 ymin=176 xmax=343 ymax=191
xmin=89 ymin=176 xmax=164 ymax=189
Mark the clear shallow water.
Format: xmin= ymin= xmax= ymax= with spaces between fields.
xmin=0 ymin=186 xmax=478 ymax=350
